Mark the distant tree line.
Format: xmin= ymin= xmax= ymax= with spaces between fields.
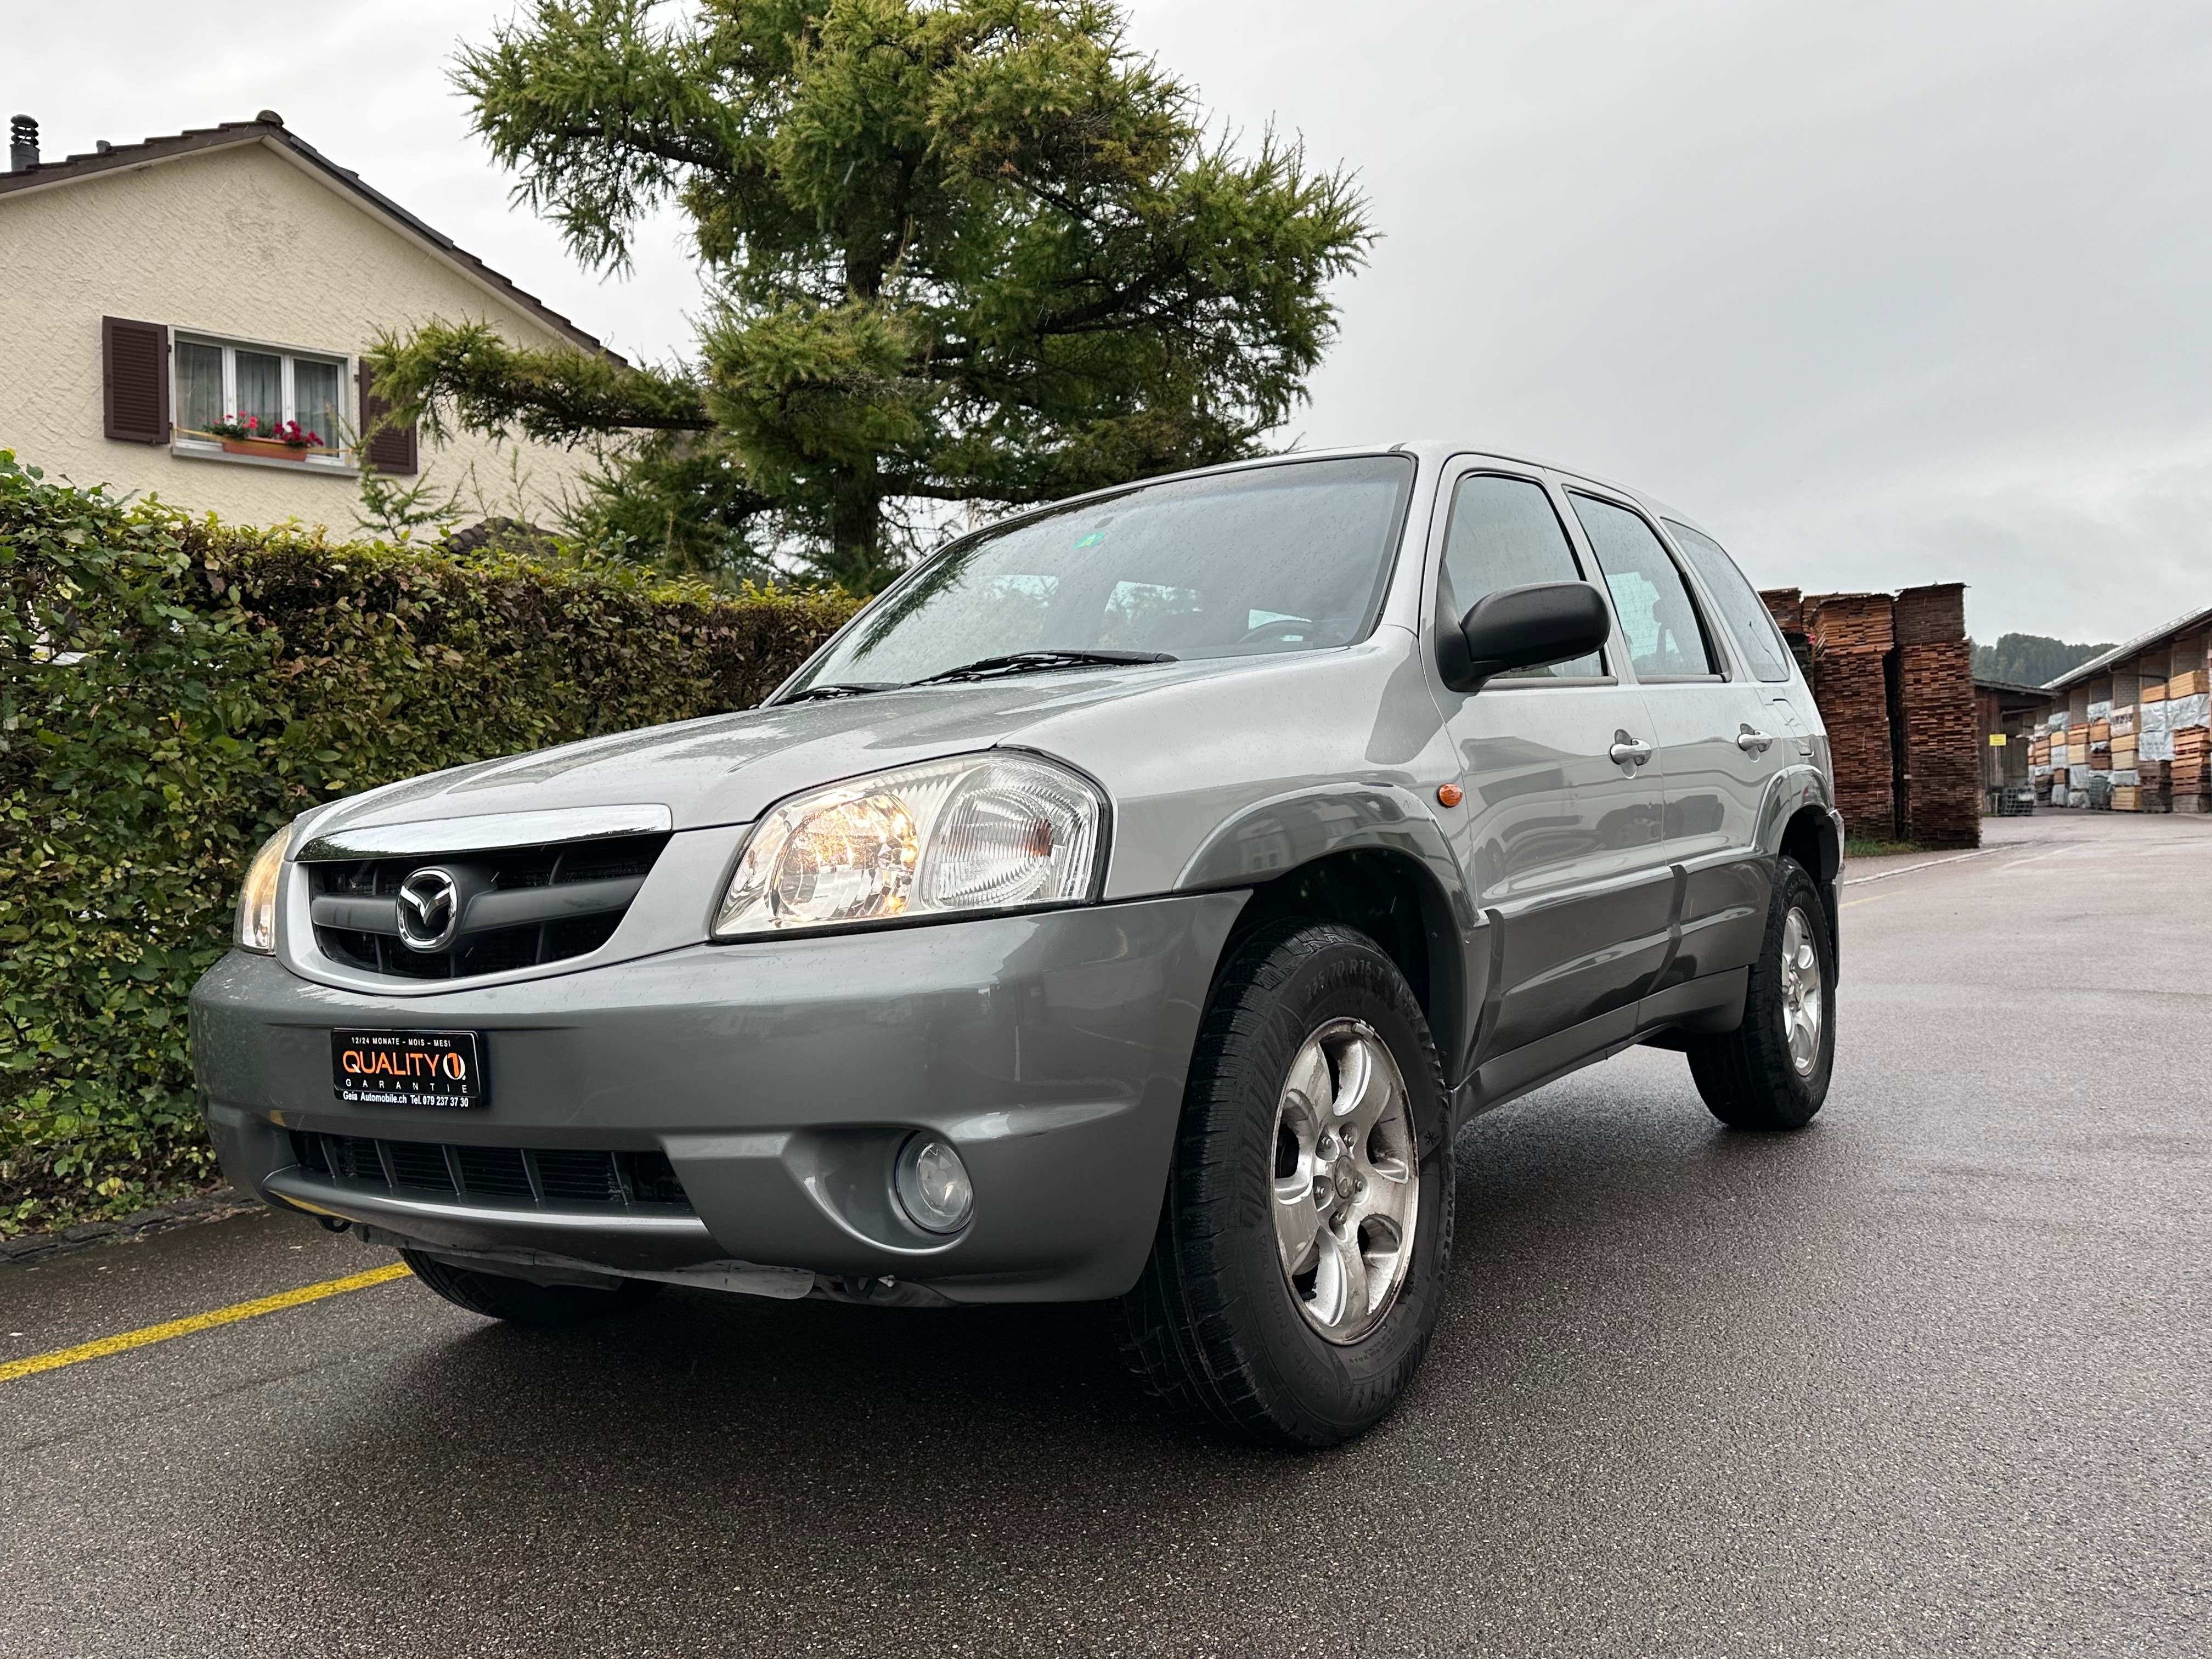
xmin=1971 ymin=633 xmax=2114 ymax=687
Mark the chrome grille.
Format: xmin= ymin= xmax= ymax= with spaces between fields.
xmin=306 ymin=832 xmax=668 ymax=980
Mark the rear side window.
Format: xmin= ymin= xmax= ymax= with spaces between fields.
xmin=1567 ymin=493 xmax=1717 ymax=679
xmin=1439 ymin=474 xmax=1604 ymax=678
xmin=1664 ymin=520 xmax=1793 ymax=683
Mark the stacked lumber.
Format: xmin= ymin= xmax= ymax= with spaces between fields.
xmin=1758 ymin=587 xmax=1818 ymax=680
xmin=1803 ymin=593 xmax=1896 ymax=838
xmin=1806 ymin=592 xmax=1895 ymax=654
xmin=1892 ymin=584 xmax=1978 ymax=847
xmin=2170 ymin=670 xmax=2212 ymax=811
xmin=2110 ymin=707 xmax=2141 ymax=810
xmin=2042 ymin=711 xmax=2087 ymax=806
xmin=1898 ymin=640 xmax=1979 ymax=843
xmin=1893 ymin=583 xmax=1966 ymax=647
xmin=2175 ymin=727 xmax=2212 ymax=805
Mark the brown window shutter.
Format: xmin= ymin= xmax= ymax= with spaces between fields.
xmin=357 ymin=361 xmax=419 ymax=475
xmin=103 ymin=317 xmax=170 ymax=443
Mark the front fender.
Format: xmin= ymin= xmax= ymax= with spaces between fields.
xmin=1174 ymin=781 xmax=1476 ymax=924
xmin=1173 ymin=781 xmax=1484 ymax=1077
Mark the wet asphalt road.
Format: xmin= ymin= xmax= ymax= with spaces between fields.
xmin=4 ymin=813 xmax=2208 ymax=1657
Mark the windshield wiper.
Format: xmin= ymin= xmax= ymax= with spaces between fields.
xmin=906 ymin=650 xmax=1177 ymax=687
xmin=780 ymin=681 xmax=902 ymax=704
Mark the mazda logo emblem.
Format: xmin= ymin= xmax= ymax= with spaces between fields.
xmin=396 ymin=867 xmax=463 ymax=952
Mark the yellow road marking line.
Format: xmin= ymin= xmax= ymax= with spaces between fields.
xmin=1842 ymin=889 xmax=1898 ymax=909
xmin=0 ymin=1261 xmax=411 ymax=1385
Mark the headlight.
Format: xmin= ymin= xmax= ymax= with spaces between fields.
xmin=235 ymin=823 xmax=293 ymax=953
xmin=714 ymin=752 xmax=1105 ymax=938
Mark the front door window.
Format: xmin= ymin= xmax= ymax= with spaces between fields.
xmin=1440 ymin=474 xmax=1604 ymax=679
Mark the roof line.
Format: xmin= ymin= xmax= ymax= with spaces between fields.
xmin=2042 ymin=601 xmax=2212 ymax=691
xmin=0 ymin=116 xmax=624 ymax=364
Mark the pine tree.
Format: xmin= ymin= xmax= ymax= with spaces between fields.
xmin=369 ymin=0 xmax=1373 ymax=591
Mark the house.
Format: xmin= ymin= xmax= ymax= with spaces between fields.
xmin=0 ymin=112 xmax=614 ymax=534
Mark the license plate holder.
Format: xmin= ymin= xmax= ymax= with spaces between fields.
xmin=330 ymin=1029 xmax=485 ymax=1108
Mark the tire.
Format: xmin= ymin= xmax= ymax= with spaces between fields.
xmin=1114 ymin=919 xmax=1454 ymax=1449
xmin=1686 ymin=855 xmax=1836 ymax=1130
xmin=400 ymin=1249 xmax=664 ymax=1326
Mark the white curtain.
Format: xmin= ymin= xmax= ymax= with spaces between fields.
xmin=235 ymin=350 xmax=283 ymax=433
xmin=293 ymin=359 xmax=343 ymax=450
xmin=175 ymin=341 xmax=224 ymax=435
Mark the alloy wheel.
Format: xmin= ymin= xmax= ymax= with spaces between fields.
xmin=1780 ymin=907 xmax=1823 ymax=1076
xmin=1269 ymin=1018 xmax=1419 ymax=1345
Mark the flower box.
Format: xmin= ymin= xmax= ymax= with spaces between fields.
xmin=219 ymin=437 xmax=315 ymax=461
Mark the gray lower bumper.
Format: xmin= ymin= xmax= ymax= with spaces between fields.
xmin=192 ymin=893 xmax=1244 ymax=1303
xmin=260 ymin=1168 xmax=719 ymax=1266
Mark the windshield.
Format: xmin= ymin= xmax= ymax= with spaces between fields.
xmin=787 ymin=455 xmax=1415 ymax=693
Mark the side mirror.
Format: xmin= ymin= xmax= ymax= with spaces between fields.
xmin=1438 ymin=580 xmax=1612 ymax=693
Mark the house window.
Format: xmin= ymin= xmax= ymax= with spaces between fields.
xmin=172 ymin=334 xmax=353 ymax=469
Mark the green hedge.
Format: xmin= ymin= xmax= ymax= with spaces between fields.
xmin=0 ymin=451 xmax=858 ymax=1234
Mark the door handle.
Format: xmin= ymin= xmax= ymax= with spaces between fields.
xmin=1736 ymin=726 xmax=1775 ymax=754
xmin=1608 ymin=734 xmax=1654 ymax=767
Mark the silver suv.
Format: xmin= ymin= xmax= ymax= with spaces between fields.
xmin=193 ymin=444 xmax=1841 ymax=1447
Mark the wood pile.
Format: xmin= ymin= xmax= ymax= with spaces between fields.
xmin=1892 ymin=584 xmax=1978 ymax=847
xmin=1802 ymin=593 xmax=1897 ymax=838
xmin=1806 ymin=592 xmax=1895 ymax=655
xmin=1760 ymin=588 xmax=1817 ymax=680
xmin=2176 ymin=727 xmax=2211 ymax=800
xmin=2158 ymin=668 xmax=2209 ymax=810
xmin=1751 ymin=585 xmax=1980 ymax=845
xmin=1897 ymin=640 xmax=1980 ymax=845
xmin=1893 ymin=582 xmax=1966 ymax=647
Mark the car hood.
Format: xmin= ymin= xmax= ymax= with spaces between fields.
xmin=300 ymin=658 xmax=1282 ymax=840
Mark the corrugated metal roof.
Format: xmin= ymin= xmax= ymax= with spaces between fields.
xmin=2042 ymin=602 xmax=2212 ymax=691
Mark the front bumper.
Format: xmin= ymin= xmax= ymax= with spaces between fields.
xmin=192 ymin=893 xmax=1245 ymax=1302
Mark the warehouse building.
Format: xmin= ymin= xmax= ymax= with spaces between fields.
xmin=2022 ymin=607 xmax=2212 ymax=813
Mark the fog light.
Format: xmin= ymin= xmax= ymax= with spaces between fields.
xmin=894 ymin=1135 xmax=973 ymax=1234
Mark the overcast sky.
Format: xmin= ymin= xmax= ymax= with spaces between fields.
xmin=9 ymin=1 xmax=2209 ymax=642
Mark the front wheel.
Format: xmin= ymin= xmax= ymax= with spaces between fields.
xmin=1114 ymin=920 xmax=1454 ymax=1448
xmin=1686 ymin=855 xmax=1836 ymax=1130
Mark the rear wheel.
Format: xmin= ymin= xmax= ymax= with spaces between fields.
xmin=1114 ymin=920 xmax=1453 ymax=1448
xmin=401 ymin=1250 xmax=664 ymax=1326
xmin=1686 ymin=855 xmax=1836 ymax=1130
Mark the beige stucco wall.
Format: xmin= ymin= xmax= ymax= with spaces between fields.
xmin=0 ymin=139 xmax=605 ymax=534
